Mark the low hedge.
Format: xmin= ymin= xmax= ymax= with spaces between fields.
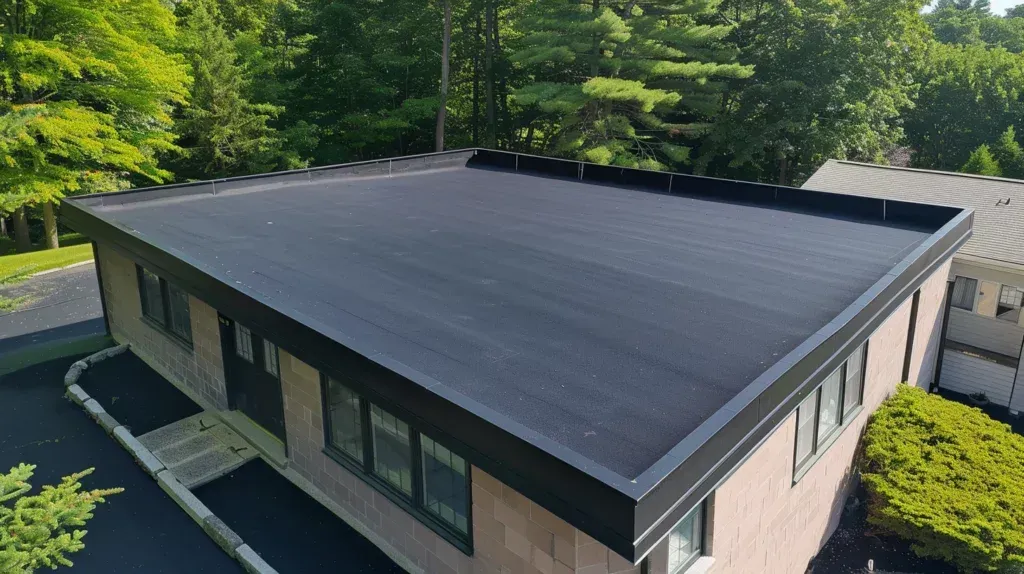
xmin=859 ymin=385 xmax=1024 ymax=573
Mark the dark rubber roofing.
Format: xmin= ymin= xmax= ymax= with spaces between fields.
xmin=92 ymin=166 xmax=931 ymax=477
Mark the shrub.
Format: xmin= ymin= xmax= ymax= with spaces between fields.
xmin=0 ymin=464 xmax=122 ymax=573
xmin=859 ymin=386 xmax=1024 ymax=573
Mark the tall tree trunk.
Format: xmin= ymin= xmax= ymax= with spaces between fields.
xmin=591 ymin=0 xmax=601 ymax=77
xmin=473 ymin=14 xmax=481 ymax=147
xmin=778 ymin=157 xmax=789 ymax=186
xmin=0 ymin=215 xmax=6 ymax=239
xmin=484 ymin=0 xmax=496 ymax=148
xmin=435 ymin=0 xmax=451 ymax=153
xmin=42 ymin=201 xmax=59 ymax=250
xmin=492 ymin=3 xmax=508 ymax=148
xmin=13 ymin=207 xmax=31 ymax=253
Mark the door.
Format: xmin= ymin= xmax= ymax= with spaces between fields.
xmin=219 ymin=314 xmax=287 ymax=441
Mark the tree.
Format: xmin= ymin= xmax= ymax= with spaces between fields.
xmin=436 ymin=0 xmax=452 ymax=152
xmin=0 ymin=0 xmax=189 ymax=251
xmin=511 ymin=0 xmax=752 ymax=170
xmin=172 ymin=0 xmax=299 ymax=180
xmin=961 ymin=143 xmax=1002 ymax=175
xmin=990 ymin=125 xmax=1024 ymax=178
xmin=697 ymin=0 xmax=929 ymax=185
xmin=905 ymin=42 xmax=1024 ymax=170
xmin=0 ymin=464 xmax=122 ymax=573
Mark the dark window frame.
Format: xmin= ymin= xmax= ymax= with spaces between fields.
xmin=997 ymin=284 xmax=1024 ymax=323
xmin=319 ymin=373 xmax=474 ymax=554
xmin=136 ymin=264 xmax=193 ymax=347
xmin=793 ymin=341 xmax=868 ymax=481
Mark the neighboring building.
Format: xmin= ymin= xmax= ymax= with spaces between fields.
xmin=806 ymin=160 xmax=1024 ymax=414
xmin=65 ymin=150 xmax=970 ymax=574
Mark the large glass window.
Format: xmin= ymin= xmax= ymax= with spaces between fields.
xmin=167 ymin=283 xmax=193 ymax=342
xmin=321 ymin=377 xmax=472 ymax=549
xmin=817 ymin=369 xmax=842 ymax=444
xmin=950 ymin=276 xmax=977 ymax=311
xmin=667 ymin=503 xmax=704 ymax=574
xmin=140 ymin=269 xmax=164 ymax=325
xmin=326 ymin=378 xmax=363 ymax=460
xmin=137 ymin=265 xmax=192 ymax=345
xmin=371 ymin=404 xmax=413 ymax=497
xmin=997 ymin=285 xmax=1024 ymax=323
xmin=794 ymin=342 xmax=868 ymax=478
xmin=421 ymin=434 xmax=469 ymax=535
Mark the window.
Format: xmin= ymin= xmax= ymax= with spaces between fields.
xmin=322 ymin=377 xmax=472 ymax=550
xmin=326 ymin=378 xmax=364 ymax=460
xmin=997 ymin=285 xmax=1024 ymax=323
xmin=234 ymin=323 xmax=254 ymax=362
xmin=667 ymin=503 xmax=704 ymax=574
xmin=137 ymin=265 xmax=192 ymax=345
xmin=421 ymin=435 xmax=469 ymax=535
xmin=263 ymin=339 xmax=280 ymax=376
xmin=794 ymin=342 xmax=868 ymax=478
xmin=950 ymin=276 xmax=977 ymax=311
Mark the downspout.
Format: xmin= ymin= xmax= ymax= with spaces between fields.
xmin=92 ymin=241 xmax=112 ymax=336
xmin=931 ymin=280 xmax=955 ymax=393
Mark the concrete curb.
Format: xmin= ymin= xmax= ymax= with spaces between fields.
xmin=236 ymin=544 xmax=277 ymax=574
xmin=65 ymin=346 xmax=279 ymax=574
xmin=30 ymin=259 xmax=95 ymax=278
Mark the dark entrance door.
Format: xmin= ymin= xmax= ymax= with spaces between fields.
xmin=219 ymin=314 xmax=286 ymax=441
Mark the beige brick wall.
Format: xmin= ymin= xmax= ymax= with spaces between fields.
xmin=278 ymin=349 xmax=640 ymax=574
xmin=97 ymin=244 xmax=228 ymax=409
xmin=907 ymin=266 xmax=950 ymax=389
xmin=702 ymin=261 xmax=951 ymax=574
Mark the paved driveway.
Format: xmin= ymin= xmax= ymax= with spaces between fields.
xmin=0 ymin=356 xmax=243 ymax=573
xmin=0 ymin=263 xmax=104 ymax=355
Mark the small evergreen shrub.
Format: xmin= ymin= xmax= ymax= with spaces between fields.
xmin=860 ymin=386 xmax=1024 ymax=573
xmin=0 ymin=464 xmax=122 ymax=573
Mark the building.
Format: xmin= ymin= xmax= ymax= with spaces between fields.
xmin=806 ymin=160 xmax=1024 ymax=414
xmin=64 ymin=150 xmax=970 ymax=574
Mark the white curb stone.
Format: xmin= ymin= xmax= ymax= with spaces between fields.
xmin=157 ymin=469 xmax=213 ymax=524
xmin=236 ymin=544 xmax=279 ymax=574
xmin=113 ymin=426 xmax=166 ymax=476
xmin=83 ymin=398 xmax=106 ymax=418
xmin=202 ymin=515 xmax=244 ymax=557
xmin=66 ymin=384 xmax=90 ymax=406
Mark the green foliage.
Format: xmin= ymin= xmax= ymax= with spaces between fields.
xmin=0 ymin=464 xmax=122 ymax=573
xmin=961 ymin=143 xmax=1002 ymax=176
xmin=511 ymin=0 xmax=752 ymax=169
xmin=990 ymin=126 xmax=1024 ymax=178
xmin=0 ymin=0 xmax=189 ymax=212
xmin=171 ymin=0 xmax=301 ymax=180
xmin=697 ymin=0 xmax=929 ymax=185
xmin=859 ymin=386 xmax=1024 ymax=573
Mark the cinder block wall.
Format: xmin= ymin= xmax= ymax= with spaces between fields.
xmin=97 ymin=244 xmax=228 ymax=409
xmin=705 ymin=260 xmax=950 ymax=574
xmin=279 ymin=349 xmax=640 ymax=574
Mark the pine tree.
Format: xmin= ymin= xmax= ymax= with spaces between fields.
xmin=173 ymin=0 xmax=294 ymax=180
xmin=512 ymin=0 xmax=752 ymax=169
xmin=0 ymin=464 xmax=122 ymax=573
xmin=990 ymin=126 xmax=1024 ymax=178
xmin=961 ymin=144 xmax=1002 ymax=176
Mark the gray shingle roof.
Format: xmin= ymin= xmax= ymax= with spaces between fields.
xmin=804 ymin=160 xmax=1024 ymax=266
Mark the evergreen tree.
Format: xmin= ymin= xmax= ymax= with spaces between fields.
xmin=172 ymin=0 xmax=297 ymax=180
xmin=0 ymin=464 xmax=121 ymax=573
xmin=511 ymin=0 xmax=752 ymax=169
xmin=0 ymin=0 xmax=189 ymax=251
xmin=961 ymin=143 xmax=1002 ymax=176
xmin=990 ymin=126 xmax=1024 ymax=178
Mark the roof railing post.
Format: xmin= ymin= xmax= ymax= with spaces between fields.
xmin=389 ymin=159 xmax=393 ymax=178
xmin=669 ymin=174 xmax=673 ymax=194
xmin=515 ymin=154 xmax=519 ymax=172
xmin=579 ymin=162 xmax=584 ymax=181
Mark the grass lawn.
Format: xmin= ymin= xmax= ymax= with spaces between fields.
xmin=0 ymin=234 xmax=93 ymax=284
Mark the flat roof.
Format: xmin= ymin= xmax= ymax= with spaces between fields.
xmin=67 ymin=150 xmax=972 ymax=560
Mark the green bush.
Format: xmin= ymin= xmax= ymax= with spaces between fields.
xmin=860 ymin=385 xmax=1024 ymax=573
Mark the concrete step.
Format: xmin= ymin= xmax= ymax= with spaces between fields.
xmin=139 ymin=412 xmax=258 ymax=489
